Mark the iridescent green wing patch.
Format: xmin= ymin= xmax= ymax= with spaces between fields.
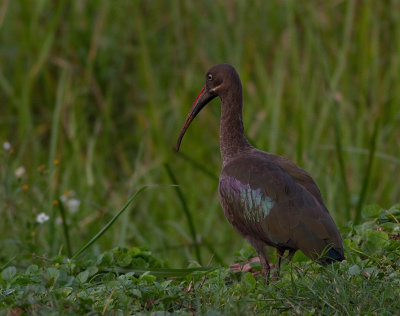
xmin=220 ymin=177 xmax=275 ymax=223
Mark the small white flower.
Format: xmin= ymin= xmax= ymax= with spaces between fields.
xmin=3 ymin=142 xmax=11 ymax=150
xmin=67 ymin=198 xmax=80 ymax=213
xmin=14 ymin=166 xmax=26 ymax=178
xmin=36 ymin=212 xmax=50 ymax=224
xmin=60 ymin=194 xmax=68 ymax=203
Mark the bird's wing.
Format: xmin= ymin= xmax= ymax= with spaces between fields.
xmin=266 ymin=153 xmax=327 ymax=208
xmin=219 ymin=154 xmax=344 ymax=261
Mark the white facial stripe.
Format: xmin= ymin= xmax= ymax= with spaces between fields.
xmin=211 ymin=84 xmax=222 ymax=92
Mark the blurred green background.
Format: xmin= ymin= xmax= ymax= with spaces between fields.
xmin=1 ymin=0 xmax=399 ymax=267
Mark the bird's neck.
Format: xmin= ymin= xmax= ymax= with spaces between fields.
xmin=219 ymin=91 xmax=251 ymax=167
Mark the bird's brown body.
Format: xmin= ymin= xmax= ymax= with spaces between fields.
xmin=176 ymin=64 xmax=344 ymax=279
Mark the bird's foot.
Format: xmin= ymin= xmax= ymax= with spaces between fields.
xmin=230 ymin=257 xmax=275 ymax=276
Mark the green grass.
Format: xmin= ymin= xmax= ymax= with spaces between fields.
xmin=1 ymin=0 xmax=400 ymax=313
xmin=1 ymin=208 xmax=400 ymax=314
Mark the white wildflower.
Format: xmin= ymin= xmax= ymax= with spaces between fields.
xmin=60 ymin=194 xmax=68 ymax=204
xmin=36 ymin=212 xmax=50 ymax=224
xmin=60 ymin=191 xmax=80 ymax=213
xmin=67 ymin=198 xmax=80 ymax=213
xmin=14 ymin=166 xmax=26 ymax=178
xmin=3 ymin=142 xmax=11 ymax=150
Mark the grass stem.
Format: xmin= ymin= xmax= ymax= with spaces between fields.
xmin=72 ymin=187 xmax=147 ymax=259
xmin=57 ymin=198 xmax=72 ymax=257
xmin=164 ymin=163 xmax=202 ymax=265
xmin=354 ymin=118 xmax=380 ymax=224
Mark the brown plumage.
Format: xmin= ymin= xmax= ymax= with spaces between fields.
xmin=176 ymin=64 xmax=344 ymax=280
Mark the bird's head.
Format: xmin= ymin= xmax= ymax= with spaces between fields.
xmin=175 ymin=64 xmax=240 ymax=151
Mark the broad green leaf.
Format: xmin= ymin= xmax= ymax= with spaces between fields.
xmin=380 ymin=206 xmax=400 ymax=223
xmin=343 ymin=238 xmax=357 ymax=249
xmin=362 ymin=230 xmax=389 ymax=255
xmin=106 ymin=280 xmax=120 ymax=289
xmin=388 ymin=204 xmax=400 ymax=213
xmin=77 ymin=270 xmax=89 ymax=283
xmin=45 ymin=267 xmax=60 ymax=281
xmin=116 ymin=252 xmax=132 ymax=267
xmin=45 ymin=267 xmax=60 ymax=287
xmin=380 ymin=222 xmax=399 ymax=233
xmin=362 ymin=204 xmax=381 ymax=219
xmin=97 ymin=251 xmax=114 ymax=266
xmin=140 ymin=272 xmax=156 ymax=283
xmin=348 ymin=264 xmax=361 ymax=276
xmin=241 ymin=272 xmax=256 ymax=292
xmin=26 ymin=264 xmax=40 ymax=275
xmin=1 ymin=266 xmax=16 ymax=281
xmin=54 ymin=286 xmax=73 ymax=298
xmin=130 ymin=288 xmax=142 ymax=298
xmin=86 ymin=266 xmax=98 ymax=277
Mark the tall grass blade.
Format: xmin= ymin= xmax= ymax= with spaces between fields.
xmin=332 ymin=99 xmax=351 ymax=219
xmin=106 ymin=266 xmax=214 ymax=278
xmin=57 ymin=198 xmax=72 ymax=257
xmin=0 ymin=0 xmax=9 ymax=30
xmin=72 ymin=186 xmax=148 ymax=259
xmin=164 ymin=163 xmax=202 ymax=265
xmin=0 ymin=256 xmax=16 ymax=270
xmin=48 ymin=70 xmax=68 ymax=252
xmin=354 ymin=119 xmax=380 ymax=224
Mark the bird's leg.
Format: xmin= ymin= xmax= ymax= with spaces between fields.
xmin=277 ymin=249 xmax=284 ymax=273
xmin=272 ymin=249 xmax=285 ymax=281
xmin=248 ymin=240 xmax=270 ymax=282
xmin=256 ymin=251 xmax=270 ymax=281
xmin=286 ymin=249 xmax=296 ymax=262
xmin=272 ymin=249 xmax=297 ymax=280
xmin=259 ymin=252 xmax=270 ymax=281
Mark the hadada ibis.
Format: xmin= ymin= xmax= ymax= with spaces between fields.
xmin=175 ymin=64 xmax=345 ymax=280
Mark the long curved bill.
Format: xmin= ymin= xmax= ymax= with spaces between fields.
xmin=175 ymin=86 xmax=217 ymax=151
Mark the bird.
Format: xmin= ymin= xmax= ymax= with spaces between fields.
xmin=175 ymin=64 xmax=345 ymax=280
